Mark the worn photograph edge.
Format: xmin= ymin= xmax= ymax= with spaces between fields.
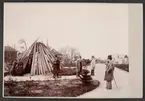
xmin=0 ymin=1 xmax=144 ymax=101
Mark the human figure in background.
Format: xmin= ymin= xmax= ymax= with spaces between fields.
xmin=90 ymin=56 xmax=96 ymax=76
xmin=52 ymin=55 xmax=61 ymax=79
xmin=11 ymin=59 xmax=17 ymax=75
xmin=11 ymin=59 xmax=24 ymax=76
xmin=104 ymin=55 xmax=115 ymax=90
xmin=17 ymin=59 xmax=24 ymax=76
xmin=76 ymin=56 xmax=82 ymax=78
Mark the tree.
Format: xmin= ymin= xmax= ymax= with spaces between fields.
xmin=59 ymin=46 xmax=79 ymax=59
xmin=19 ymin=39 xmax=27 ymax=52
xmin=59 ymin=46 xmax=80 ymax=67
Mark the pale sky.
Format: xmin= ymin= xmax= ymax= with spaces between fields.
xmin=4 ymin=3 xmax=128 ymax=59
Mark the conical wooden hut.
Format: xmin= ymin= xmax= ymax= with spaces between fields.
xmin=17 ymin=40 xmax=56 ymax=76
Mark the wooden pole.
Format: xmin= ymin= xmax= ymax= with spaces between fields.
xmin=30 ymin=43 xmax=36 ymax=75
xmin=41 ymin=44 xmax=51 ymax=73
xmin=39 ymin=44 xmax=46 ymax=74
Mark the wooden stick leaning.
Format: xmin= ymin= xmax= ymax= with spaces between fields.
xmin=41 ymin=46 xmax=51 ymax=73
xmin=40 ymin=44 xmax=48 ymax=74
xmin=30 ymin=43 xmax=37 ymax=75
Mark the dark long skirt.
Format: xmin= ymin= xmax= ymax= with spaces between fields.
xmin=104 ymin=72 xmax=113 ymax=82
xmin=104 ymin=72 xmax=114 ymax=90
xmin=106 ymin=81 xmax=112 ymax=89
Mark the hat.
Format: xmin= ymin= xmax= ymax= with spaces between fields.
xmin=108 ymin=55 xmax=112 ymax=60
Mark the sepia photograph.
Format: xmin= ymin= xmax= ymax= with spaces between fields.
xmin=3 ymin=3 xmax=142 ymax=98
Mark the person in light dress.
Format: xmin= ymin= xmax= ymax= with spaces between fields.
xmin=90 ymin=56 xmax=96 ymax=76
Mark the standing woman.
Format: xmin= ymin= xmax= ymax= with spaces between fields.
xmin=104 ymin=55 xmax=115 ymax=90
xmin=90 ymin=56 xmax=96 ymax=76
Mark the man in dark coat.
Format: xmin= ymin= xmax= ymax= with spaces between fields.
xmin=52 ymin=55 xmax=61 ymax=79
xmin=104 ymin=55 xmax=115 ymax=90
xmin=16 ymin=59 xmax=24 ymax=76
xmin=76 ymin=56 xmax=82 ymax=77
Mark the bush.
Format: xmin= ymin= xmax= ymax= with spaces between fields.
xmin=62 ymin=62 xmax=76 ymax=67
xmin=96 ymin=59 xmax=106 ymax=64
xmin=114 ymin=64 xmax=129 ymax=72
xmin=81 ymin=59 xmax=91 ymax=66
xmin=62 ymin=59 xmax=91 ymax=67
xmin=60 ymin=68 xmax=90 ymax=76
xmin=60 ymin=68 xmax=76 ymax=76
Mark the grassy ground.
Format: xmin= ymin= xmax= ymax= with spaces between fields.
xmin=114 ymin=64 xmax=129 ymax=72
xmin=4 ymin=79 xmax=100 ymax=97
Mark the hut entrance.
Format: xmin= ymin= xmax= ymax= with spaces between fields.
xmin=24 ymin=52 xmax=33 ymax=74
